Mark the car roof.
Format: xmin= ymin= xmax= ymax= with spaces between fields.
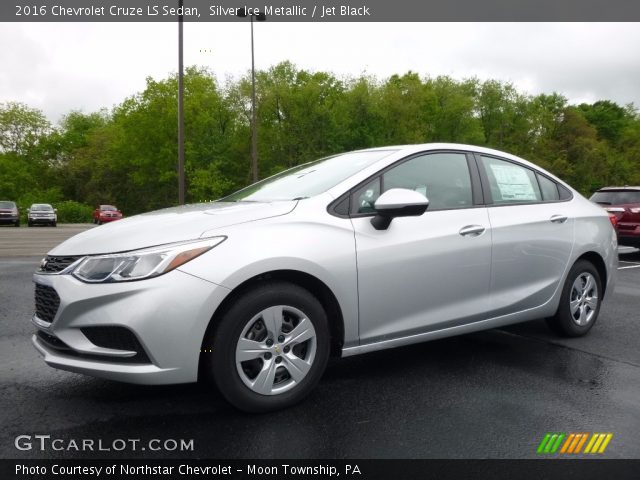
xmin=358 ymin=143 xmax=543 ymax=168
xmin=31 ymin=203 xmax=52 ymax=207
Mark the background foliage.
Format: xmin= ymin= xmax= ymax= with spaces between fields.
xmin=1 ymin=62 xmax=639 ymax=221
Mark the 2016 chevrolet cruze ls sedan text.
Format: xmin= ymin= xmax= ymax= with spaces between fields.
xmin=32 ymin=144 xmax=617 ymax=412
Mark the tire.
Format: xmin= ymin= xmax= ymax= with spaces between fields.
xmin=14 ymin=221 xmax=20 ymax=227
xmin=546 ymin=260 xmax=602 ymax=337
xmin=27 ymin=222 xmax=32 ymax=227
xmin=52 ymin=222 xmax=57 ymax=227
xmin=204 ymin=281 xmax=330 ymax=413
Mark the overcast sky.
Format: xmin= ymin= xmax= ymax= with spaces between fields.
xmin=2 ymin=22 xmax=639 ymax=124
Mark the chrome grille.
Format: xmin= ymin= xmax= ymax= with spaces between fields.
xmin=39 ymin=255 xmax=81 ymax=273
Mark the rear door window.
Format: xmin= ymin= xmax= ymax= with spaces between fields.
xmin=480 ymin=156 xmax=542 ymax=204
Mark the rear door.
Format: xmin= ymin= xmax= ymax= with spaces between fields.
xmin=477 ymin=154 xmax=574 ymax=316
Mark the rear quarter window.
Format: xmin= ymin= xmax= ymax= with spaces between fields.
xmin=537 ymin=174 xmax=560 ymax=202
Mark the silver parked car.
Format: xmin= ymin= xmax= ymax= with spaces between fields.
xmin=32 ymin=144 xmax=617 ymax=412
xmin=28 ymin=203 xmax=57 ymax=227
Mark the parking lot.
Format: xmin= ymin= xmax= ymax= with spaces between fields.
xmin=1 ymin=225 xmax=639 ymax=459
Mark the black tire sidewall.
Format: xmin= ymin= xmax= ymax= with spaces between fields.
xmin=553 ymin=260 xmax=602 ymax=337
xmin=208 ymin=282 xmax=330 ymax=413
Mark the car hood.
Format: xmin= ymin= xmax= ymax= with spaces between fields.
xmin=48 ymin=201 xmax=297 ymax=256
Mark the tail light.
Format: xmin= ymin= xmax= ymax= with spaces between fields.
xmin=608 ymin=213 xmax=618 ymax=229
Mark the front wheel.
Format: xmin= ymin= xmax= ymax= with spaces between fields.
xmin=205 ymin=282 xmax=330 ymax=412
xmin=546 ymin=260 xmax=602 ymax=337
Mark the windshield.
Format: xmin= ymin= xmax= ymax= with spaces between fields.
xmin=590 ymin=190 xmax=640 ymax=205
xmin=101 ymin=205 xmax=117 ymax=211
xmin=221 ymin=150 xmax=396 ymax=202
xmin=31 ymin=204 xmax=53 ymax=211
xmin=0 ymin=201 xmax=16 ymax=209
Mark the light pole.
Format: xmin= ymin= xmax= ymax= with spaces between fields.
xmin=237 ymin=8 xmax=266 ymax=183
xmin=177 ymin=0 xmax=186 ymax=204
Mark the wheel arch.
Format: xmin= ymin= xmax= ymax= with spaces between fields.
xmin=575 ymin=251 xmax=608 ymax=299
xmin=198 ymin=269 xmax=345 ymax=381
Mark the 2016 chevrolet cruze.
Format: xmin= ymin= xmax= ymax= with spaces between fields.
xmin=32 ymin=144 xmax=617 ymax=412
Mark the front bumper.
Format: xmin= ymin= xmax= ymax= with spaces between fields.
xmin=98 ymin=216 xmax=121 ymax=223
xmin=0 ymin=215 xmax=19 ymax=224
xmin=32 ymin=269 xmax=230 ymax=384
xmin=29 ymin=216 xmax=56 ymax=224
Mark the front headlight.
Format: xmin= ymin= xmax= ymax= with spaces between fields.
xmin=71 ymin=237 xmax=226 ymax=283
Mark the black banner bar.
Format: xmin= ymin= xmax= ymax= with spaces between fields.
xmin=4 ymin=0 xmax=640 ymax=22
xmin=3 ymin=459 xmax=640 ymax=480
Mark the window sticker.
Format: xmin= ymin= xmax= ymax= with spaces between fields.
xmin=490 ymin=163 xmax=537 ymax=201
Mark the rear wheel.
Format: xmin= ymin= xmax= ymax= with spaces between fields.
xmin=204 ymin=282 xmax=330 ymax=412
xmin=546 ymin=260 xmax=602 ymax=337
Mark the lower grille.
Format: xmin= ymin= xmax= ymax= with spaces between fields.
xmin=37 ymin=330 xmax=72 ymax=352
xmin=81 ymin=327 xmax=151 ymax=363
xmin=36 ymin=328 xmax=151 ymax=365
xmin=34 ymin=284 xmax=60 ymax=324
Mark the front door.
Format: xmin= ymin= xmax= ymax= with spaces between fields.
xmin=351 ymin=151 xmax=493 ymax=345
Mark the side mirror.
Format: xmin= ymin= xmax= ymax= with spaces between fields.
xmin=371 ymin=188 xmax=429 ymax=230
xmin=26 ymin=209 xmax=30 ymax=213
xmin=54 ymin=209 xmax=58 ymax=213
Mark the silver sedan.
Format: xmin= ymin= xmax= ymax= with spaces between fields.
xmin=31 ymin=144 xmax=617 ymax=411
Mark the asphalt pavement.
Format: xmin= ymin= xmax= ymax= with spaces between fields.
xmin=0 ymin=226 xmax=638 ymax=459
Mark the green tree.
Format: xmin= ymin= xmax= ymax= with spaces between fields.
xmin=0 ymin=102 xmax=51 ymax=155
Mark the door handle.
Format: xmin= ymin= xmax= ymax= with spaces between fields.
xmin=459 ymin=225 xmax=486 ymax=237
xmin=550 ymin=215 xmax=568 ymax=224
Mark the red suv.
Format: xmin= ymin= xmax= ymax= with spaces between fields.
xmin=590 ymin=186 xmax=640 ymax=247
xmin=93 ymin=205 xmax=123 ymax=225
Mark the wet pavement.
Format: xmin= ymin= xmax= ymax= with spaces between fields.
xmin=0 ymin=227 xmax=638 ymax=459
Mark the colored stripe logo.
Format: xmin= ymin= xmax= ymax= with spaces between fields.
xmin=537 ymin=433 xmax=613 ymax=454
